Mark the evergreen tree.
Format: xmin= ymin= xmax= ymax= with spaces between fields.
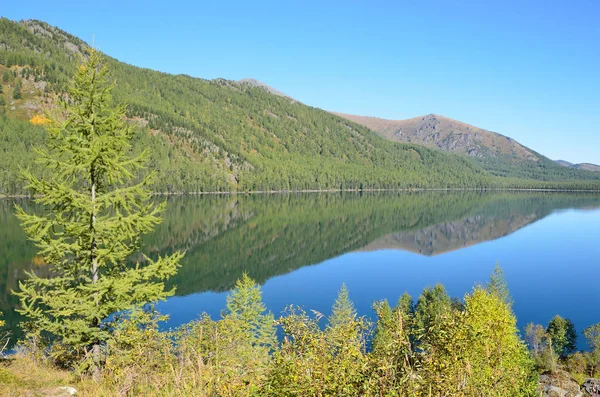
xmin=12 ymin=84 xmax=21 ymax=99
xmin=328 ymin=283 xmax=356 ymax=330
xmin=14 ymin=50 xmax=183 ymax=378
xmin=179 ymin=274 xmax=274 ymax=394
xmin=371 ymin=300 xmax=394 ymax=354
xmin=414 ymin=283 xmax=452 ymax=332
xmin=271 ymin=285 xmax=368 ymax=396
xmin=546 ymin=315 xmax=577 ymax=358
xmin=224 ymin=273 xmax=276 ymax=349
xmin=325 ymin=284 xmax=369 ymax=395
xmin=486 ymin=263 xmax=513 ymax=306
xmin=370 ymin=295 xmax=416 ymax=394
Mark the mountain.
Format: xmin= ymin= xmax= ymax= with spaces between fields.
xmin=556 ymin=160 xmax=600 ymax=172
xmin=0 ymin=18 xmax=499 ymax=194
xmin=333 ymin=112 xmax=600 ymax=183
xmin=360 ymin=213 xmax=537 ymax=256
xmin=0 ymin=18 xmax=599 ymax=194
xmin=577 ymin=163 xmax=600 ymax=172
xmin=238 ymin=78 xmax=294 ymax=100
xmin=556 ymin=160 xmax=574 ymax=167
xmin=332 ymin=113 xmax=538 ymax=161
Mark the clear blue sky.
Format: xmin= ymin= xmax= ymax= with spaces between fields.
xmin=3 ymin=0 xmax=599 ymax=164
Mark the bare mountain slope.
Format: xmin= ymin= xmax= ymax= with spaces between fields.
xmin=556 ymin=160 xmax=600 ymax=172
xmin=359 ymin=213 xmax=537 ymax=256
xmin=576 ymin=163 xmax=600 ymax=172
xmin=333 ymin=113 xmax=539 ymax=161
xmin=556 ymin=160 xmax=574 ymax=167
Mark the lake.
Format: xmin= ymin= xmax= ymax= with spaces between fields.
xmin=1 ymin=192 xmax=599 ymax=349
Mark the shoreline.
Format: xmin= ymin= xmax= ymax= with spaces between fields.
xmin=2 ymin=187 xmax=600 ymax=199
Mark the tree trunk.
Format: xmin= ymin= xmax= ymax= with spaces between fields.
xmin=91 ymin=173 xmax=100 ymax=382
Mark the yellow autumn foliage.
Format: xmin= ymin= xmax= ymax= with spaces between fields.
xmin=32 ymin=256 xmax=47 ymax=267
xmin=29 ymin=114 xmax=51 ymax=126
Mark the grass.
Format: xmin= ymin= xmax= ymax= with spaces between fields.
xmin=0 ymin=356 xmax=89 ymax=397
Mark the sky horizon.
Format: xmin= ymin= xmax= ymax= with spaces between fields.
xmin=3 ymin=1 xmax=599 ymax=164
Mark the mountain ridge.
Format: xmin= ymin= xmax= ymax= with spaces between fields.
xmin=332 ymin=111 xmax=600 ymax=181
xmin=332 ymin=112 xmax=539 ymax=161
xmin=237 ymin=78 xmax=294 ymax=100
xmin=0 ymin=18 xmax=499 ymax=194
xmin=1 ymin=17 xmax=599 ymax=194
xmin=556 ymin=160 xmax=600 ymax=172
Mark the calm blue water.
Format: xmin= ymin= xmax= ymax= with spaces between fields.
xmin=156 ymin=200 xmax=600 ymax=349
xmin=2 ymin=192 xmax=599 ymax=349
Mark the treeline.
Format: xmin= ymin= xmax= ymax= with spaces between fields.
xmin=97 ymin=273 xmax=540 ymax=396
xmin=1 ymin=18 xmax=600 ymax=194
xmin=525 ymin=315 xmax=600 ymax=383
xmin=475 ymin=152 xmax=600 ymax=183
xmin=0 ymin=115 xmax=234 ymax=195
xmin=1 ymin=271 xmax=547 ymax=396
xmin=3 ymin=271 xmax=599 ymax=396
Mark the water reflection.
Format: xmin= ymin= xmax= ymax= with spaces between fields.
xmin=2 ymin=192 xmax=600 ymax=342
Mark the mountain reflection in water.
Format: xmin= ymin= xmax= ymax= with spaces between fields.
xmin=1 ymin=191 xmax=600 ymax=343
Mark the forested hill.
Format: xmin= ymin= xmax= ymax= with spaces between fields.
xmin=0 ymin=18 xmax=599 ymax=194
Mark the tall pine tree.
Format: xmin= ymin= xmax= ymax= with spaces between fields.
xmin=546 ymin=315 xmax=577 ymax=358
xmin=14 ymin=50 xmax=183 ymax=378
xmin=486 ymin=263 xmax=513 ymax=306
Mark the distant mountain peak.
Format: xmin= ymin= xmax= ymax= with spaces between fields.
xmin=555 ymin=160 xmax=600 ymax=172
xmin=237 ymin=78 xmax=293 ymax=100
xmin=333 ymin=112 xmax=539 ymax=161
xmin=556 ymin=160 xmax=574 ymax=167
